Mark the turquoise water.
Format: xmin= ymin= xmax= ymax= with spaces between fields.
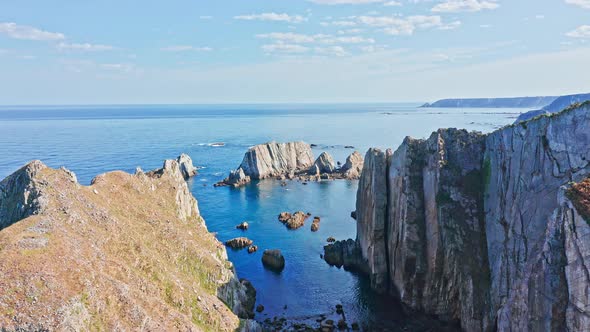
xmin=0 ymin=104 xmax=522 ymax=329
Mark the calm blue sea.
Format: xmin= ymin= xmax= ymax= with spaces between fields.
xmin=0 ymin=104 xmax=523 ymax=329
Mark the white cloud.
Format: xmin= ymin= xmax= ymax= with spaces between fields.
xmin=257 ymin=32 xmax=374 ymax=45
xmin=308 ymin=0 xmax=385 ymax=4
xmin=161 ymin=45 xmax=213 ymax=52
xmin=384 ymin=1 xmax=402 ymax=6
xmin=432 ymin=0 xmax=499 ymax=13
xmin=234 ymin=13 xmax=307 ymax=23
xmin=262 ymin=42 xmax=309 ymax=54
xmin=565 ymin=0 xmax=590 ymax=9
xmin=357 ymin=15 xmax=458 ymax=35
xmin=57 ymin=42 xmax=115 ymax=52
xmin=0 ymin=22 xmax=65 ymax=41
xmin=314 ymin=46 xmax=348 ymax=56
xmin=566 ymin=25 xmax=590 ymax=38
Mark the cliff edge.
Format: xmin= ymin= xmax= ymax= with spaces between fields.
xmin=329 ymin=102 xmax=590 ymax=331
xmin=0 ymin=159 xmax=259 ymax=331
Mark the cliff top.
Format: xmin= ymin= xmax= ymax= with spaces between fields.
xmin=0 ymin=161 xmax=246 ymax=331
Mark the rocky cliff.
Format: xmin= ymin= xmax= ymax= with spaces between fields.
xmin=217 ymin=141 xmax=364 ymax=186
xmin=516 ymin=92 xmax=590 ymax=122
xmin=330 ymin=102 xmax=590 ymax=331
xmin=0 ymin=159 xmax=259 ymax=331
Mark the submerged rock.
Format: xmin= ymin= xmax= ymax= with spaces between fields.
xmin=262 ymin=249 xmax=285 ymax=272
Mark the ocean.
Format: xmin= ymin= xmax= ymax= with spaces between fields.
xmin=0 ymin=104 xmax=523 ymax=329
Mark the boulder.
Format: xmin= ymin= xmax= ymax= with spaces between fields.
xmin=281 ymin=211 xmax=309 ymax=230
xmin=311 ymin=217 xmax=320 ymax=232
xmin=278 ymin=212 xmax=292 ymax=222
xmin=247 ymin=245 xmax=258 ymax=254
xmin=225 ymin=237 xmax=253 ymax=249
xmin=262 ymin=249 xmax=285 ymax=272
xmin=236 ymin=221 xmax=249 ymax=230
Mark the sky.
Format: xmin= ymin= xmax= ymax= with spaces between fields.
xmin=0 ymin=0 xmax=589 ymax=104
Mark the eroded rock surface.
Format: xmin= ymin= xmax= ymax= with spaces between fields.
xmin=338 ymin=103 xmax=590 ymax=331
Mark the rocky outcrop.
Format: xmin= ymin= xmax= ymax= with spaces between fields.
xmin=225 ymin=237 xmax=254 ymax=249
xmin=278 ymin=211 xmax=310 ymax=230
xmin=338 ymin=103 xmax=590 ymax=331
xmin=323 ymin=239 xmax=364 ymax=271
xmin=341 ymin=151 xmax=364 ymax=179
xmin=262 ymin=249 xmax=285 ymax=272
xmin=0 ymin=160 xmax=49 ymax=230
xmin=0 ymin=160 xmax=259 ymax=331
xmin=216 ymin=142 xmax=364 ymax=186
xmin=177 ymin=153 xmax=198 ymax=179
xmin=355 ymin=148 xmax=391 ymax=291
xmin=312 ymin=152 xmax=336 ymax=174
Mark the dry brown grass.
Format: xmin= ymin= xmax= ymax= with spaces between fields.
xmin=0 ymin=167 xmax=241 ymax=331
xmin=567 ymin=177 xmax=590 ymax=224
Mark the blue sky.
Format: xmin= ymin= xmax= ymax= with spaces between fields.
xmin=0 ymin=0 xmax=589 ymax=104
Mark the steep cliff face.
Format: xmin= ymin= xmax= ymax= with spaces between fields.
xmin=485 ymin=103 xmax=590 ymax=331
xmin=0 ymin=160 xmax=259 ymax=331
xmin=344 ymin=103 xmax=590 ymax=331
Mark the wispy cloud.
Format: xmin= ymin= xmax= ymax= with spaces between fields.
xmin=262 ymin=42 xmax=310 ymax=54
xmin=57 ymin=42 xmax=115 ymax=51
xmin=357 ymin=15 xmax=460 ymax=35
xmin=308 ymin=0 xmax=386 ymax=4
xmin=161 ymin=45 xmax=213 ymax=52
xmin=565 ymin=0 xmax=590 ymax=9
xmin=257 ymin=32 xmax=374 ymax=44
xmin=432 ymin=0 xmax=499 ymax=13
xmin=0 ymin=22 xmax=65 ymax=41
xmin=384 ymin=1 xmax=402 ymax=6
xmin=234 ymin=13 xmax=307 ymax=23
xmin=566 ymin=25 xmax=590 ymax=38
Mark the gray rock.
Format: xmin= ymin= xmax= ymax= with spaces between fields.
xmin=225 ymin=237 xmax=253 ymax=249
xmin=262 ymin=249 xmax=285 ymax=272
xmin=0 ymin=160 xmax=48 ymax=231
xmin=177 ymin=153 xmax=197 ymax=179
xmin=238 ymin=141 xmax=314 ymax=180
xmin=312 ymin=152 xmax=336 ymax=174
xmin=346 ymin=103 xmax=590 ymax=331
xmin=341 ymin=151 xmax=364 ymax=179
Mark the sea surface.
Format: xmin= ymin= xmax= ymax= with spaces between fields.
xmin=0 ymin=104 xmax=524 ymax=330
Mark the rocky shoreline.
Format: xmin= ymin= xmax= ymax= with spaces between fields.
xmin=215 ymin=141 xmax=364 ymax=187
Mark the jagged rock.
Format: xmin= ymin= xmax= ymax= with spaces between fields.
xmin=237 ymin=141 xmax=314 ymax=180
xmin=327 ymin=237 xmax=336 ymax=243
xmin=308 ymin=164 xmax=321 ymax=176
xmin=312 ymin=152 xmax=336 ymax=174
xmin=217 ymin=168 xmax=251 ymax=188
xmin=278 ymin=212 xmax=292 ymax=222
xmin=177 ymin=153 xmax=197 ymax=179
xmin=323 ymin=239 xmax=363 ymax=271
xmin=355 ymin=148 xmax=390 ymax=291
xmin=0 ymin=160 xmax=48 ymax=230
xmin=247 ymin=245 xmax=258 ymax=254
xmin=311 ymin=217 xmax=320 ymax=232
xmin=350 ymin=211 xmax=357 ymax=220
xmin=236 ymin=221 xmax=249 ymax=230
xmin=278 ymin=211 xmax=309 ymax=230
xmin=262 ymin=249 xmax=285 ymax=272
xmin=341 ymin=151 xmax=364 ymax=179
xmin=239 ymin=279 xmax=257 ymax=319
xmin=346 ymin=103 xmax=590 ymax=331
xmin=225 ymin=237 xmax=253 ymax=249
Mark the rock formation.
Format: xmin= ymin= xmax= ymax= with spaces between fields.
xmin=328 ymin=102 xmax=590 ymax=331
xmin=278 ymin=211 xmax=309 ymax=230
xmin=341 ymin=151 xmax=364 ymax=179
xmin=216 ymin=142 xmax=364 ymax=186
xmin=177 ymin=153 xmax=198 ymax=179
xmin=312 ymin=152 xmax=336 ymax=174
xmin=0 ymin=159 xmax=260 ymax=331
xmin=516 ymin=92 xmax=590 ymax=122
xmin=225 ymin=237 xmax=254 ymax=249
xmin=262 ymin=249 xmax=285 ymax=272
xmin=422 ymin=96 xmax=557 ymax=108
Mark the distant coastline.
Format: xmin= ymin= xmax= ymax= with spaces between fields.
xmin=421 ymin=96 xmax=557 ymax=108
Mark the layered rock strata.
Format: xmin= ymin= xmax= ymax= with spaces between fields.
xmin=326 ymin=103 xmax=590 ymax=331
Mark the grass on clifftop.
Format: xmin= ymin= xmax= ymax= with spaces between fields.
xmin=0 ymin=167 xmax=241 ymax=331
